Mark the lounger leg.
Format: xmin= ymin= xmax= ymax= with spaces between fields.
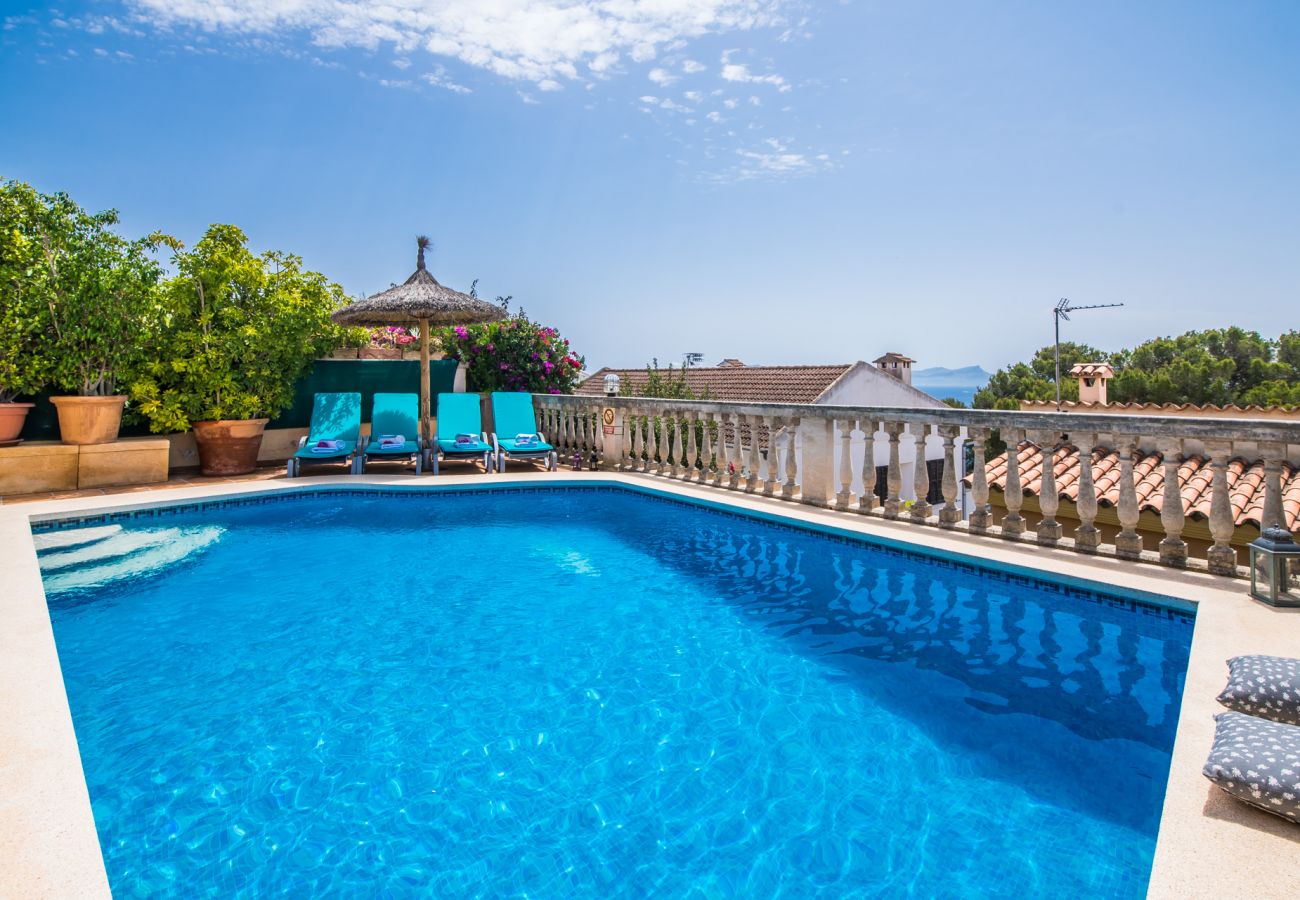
xmin=432 ymin=453 xmax=439 ymax=476
xmin=415 ymin=452 xmax=423 ymax=476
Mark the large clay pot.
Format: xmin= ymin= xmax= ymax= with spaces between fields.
xmin=192 ymin=418 xmax=269 ymax=476
xmin=0 ymin=402 xmax=35 ymax=444
xmin=50 ymin=395 xmax=127 ymax=445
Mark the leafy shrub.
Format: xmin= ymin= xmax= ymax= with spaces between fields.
xmin=131 ymin=224 xmax=351 ymax=431
xmin=436 ymin=315 xmax=583 ymax=394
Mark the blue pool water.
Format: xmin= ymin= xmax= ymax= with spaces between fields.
xmin=38 ymin=486 xmax=1193 ymax=898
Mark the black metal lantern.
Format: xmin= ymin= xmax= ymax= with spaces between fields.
xmin=1248 ymin=525 xmax=1300 ymax=608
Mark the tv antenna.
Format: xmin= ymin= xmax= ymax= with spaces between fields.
xmin=683 ymin=352 xmax=704 ymax=369
xmin=1054 ymin=298 xmax=1123 ymax=410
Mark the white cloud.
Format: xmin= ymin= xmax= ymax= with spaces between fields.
xmin=392 ymin=57 xmax=411 ymax=69
xmin=706 ymin=110 xmax=721 ymax=122
xmin=639 ymin=95 xmax=659 ymax=103
xmin=648 ymin=67 xmax=677 ymax=86
xmin=421 ymin=65 xmax=471 ymax=93
xmin=681 ymin=59 xmax=706 ymax=73
xmin=704 ymin=136 xmax=837 ymax=183
xmin=720 ymin=61 xmax=788 ymax=91
xmin=537 ymin=78 xmax=563 ymax=91
xmin=127 ymin=0 xmax=792 ymax=90
xmin=683 ymin=90 xmax=701 ymax=102
xmin=723 ymin=97 xmax=738 ymax=109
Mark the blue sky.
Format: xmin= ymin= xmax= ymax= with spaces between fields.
xmin=2 ymin=1 xmax=1297 ymax=373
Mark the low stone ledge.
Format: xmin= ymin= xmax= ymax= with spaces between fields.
xmin=78 ymin=438 xmax=170 ymax=489
xmin=0 ymin=442 xmax=79 ymax=495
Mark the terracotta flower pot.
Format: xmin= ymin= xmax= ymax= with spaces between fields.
xmin=360 ymin=347 xmax=402 ymax=360
xmin=50 ymin=395 xmax=127 ymax=445
xmin=192 ymin=418 xmax=269 ymax=476
xmin=0 ymin=402 xmax=35 ymax=444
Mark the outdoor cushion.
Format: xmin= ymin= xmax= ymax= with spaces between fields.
xmin=437 ymin=438 xmax=491 ymax=454
xmin=1203 ymin=711 xmax=1300 ymax=824
xmin=1217 ymin=655 xmax=1300 ymax=726
xmin=293 ymin=440 xmax=357 ymax=460
xmin=498 ymin=437 xmax=554 ymax=454
xmin=366 ymin=438 xmax=418 ymax=455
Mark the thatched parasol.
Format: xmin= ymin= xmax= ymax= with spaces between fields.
xmin=332 ymin=237 xmax=506 ymax=442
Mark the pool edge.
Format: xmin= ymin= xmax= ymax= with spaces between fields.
xmin=3 ymin=472 xmax=1298 ymax=899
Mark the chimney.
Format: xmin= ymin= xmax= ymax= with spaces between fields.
xmin=873 ymin=352 xmax=915 ymax=386
xmin=1070 ymin=363 xmax=1114 ymax=406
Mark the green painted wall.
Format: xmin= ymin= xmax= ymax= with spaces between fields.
xmin=19 ymin=358 xmax=460 ymax=441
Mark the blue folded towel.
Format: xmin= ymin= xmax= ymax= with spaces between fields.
xmin=514 ymin=433 xmax=539 ymax=446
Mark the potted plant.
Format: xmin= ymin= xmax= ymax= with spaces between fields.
xmin=0 ymin=180 xmax=55 ymax=443
xmin=131 ymin=225 xmax=349 ymax=475
xmin=6 ymin=180 xmax=169 ymax=444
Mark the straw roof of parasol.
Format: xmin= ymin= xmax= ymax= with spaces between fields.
xmin=330 ymin=237 xmax=507 ymax=327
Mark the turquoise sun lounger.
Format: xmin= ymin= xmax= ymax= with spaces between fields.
xmin=288 ymin=392 xmax=361 ymax=478
xmin=356 ymin=392 xmax=424 ymax=475
xmin=490 ymin=392 xmax=557 ymax=473
xmin=432 ymin=393 xmax=494 ymax=475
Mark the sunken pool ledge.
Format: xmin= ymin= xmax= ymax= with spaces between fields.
xmin=2 ymin=472 xmax=1297 ymax=899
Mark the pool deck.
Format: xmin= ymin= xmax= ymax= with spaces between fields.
xmin=2 ymin=468 xmax=1297 ymax=898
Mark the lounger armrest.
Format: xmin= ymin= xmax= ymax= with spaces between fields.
xmin=491 ymin=433 xmax=501 ymax=453
xmin=297 ymin=436 xmax=307 ymax=449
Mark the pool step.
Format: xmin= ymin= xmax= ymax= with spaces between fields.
xmin=31 ymin=524 xmax=123 ymax=552
xmin=38 ymin=526 xmax=224 ymax=594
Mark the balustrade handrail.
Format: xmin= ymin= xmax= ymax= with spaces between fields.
xmin=534 ymin=393 xmax=1300 ymax=444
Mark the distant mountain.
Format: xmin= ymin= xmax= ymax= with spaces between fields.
xmin=912 ymin=365 xmax=992 ymax=386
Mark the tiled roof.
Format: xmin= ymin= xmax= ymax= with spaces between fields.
xmin=1019 ymin=399 xmax=1300 ymax=416
xmin=873 ymin=352 xmax=915 ymax=364
xmin=576 ymin=365 xmax=854 ymax=404
xmin=1069 ymin=363 xmax=1114 ymax=378
xmin=970 ymin=444 xmax=1300 ymax=531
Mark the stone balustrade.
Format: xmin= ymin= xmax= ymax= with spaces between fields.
xmin=533 ymin=394 xmax=1300 ymax=576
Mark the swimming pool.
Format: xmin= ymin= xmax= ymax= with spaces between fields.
xmin=37 ymin=485 xmax=1193 ymax=897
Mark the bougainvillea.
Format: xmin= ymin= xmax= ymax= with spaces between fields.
xmin=436 ymin=315 xmax=583 ymax=394
xmin=368 ymin=325 xmax=418 ymax=349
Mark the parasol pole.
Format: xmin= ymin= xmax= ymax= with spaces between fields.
xmin=419 ymin=317 xmax=431 ymax=444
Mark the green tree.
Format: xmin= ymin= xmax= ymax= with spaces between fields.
xmin=130 ymin=224 xmax=350 ymax=432
xmin=631 ymin=359 xmax=704 ymax=400
xmin=0 ymin=178 xmax=169 ymax=397
xmin=0 ymin=180 xmax=55 ymax=401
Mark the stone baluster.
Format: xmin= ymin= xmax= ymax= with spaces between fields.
xmin=680 ymin=411 xmax=696 ymax=480
xmin=727 ymin=414 xmax=743 ymax=490
xmin=782 ymin=419 xmax=800 ymax=499
xmin=968 ymin=428 xmax=991 ymax=532
xmin=1115 ymin=435 xmax=1143 ymax=559
xmin=665 ymin=408 xmax=686 ymax=473
xmin=858 ymin=419 xmax=878 ymax=514
xmin=1260 ymin=442 xmax=1286 ymax=531
xmin=634 ymin=414 xmax=647 ymax=472
xmin=745 ymin=415 xmax=762 ymax=493
xmin=938 ymin=426 xmax=961 ymax=527
xmin=656 ymin=410 xmax=671 ymax=475
xmin=696 ymin=412 xmax=712 ymax=484
xmin=836 ymin=420 xmax=854 ymax=510
xmin=883 ymin=423 xmax=904 ymax=519
xmin=1073 ymin=432 xmax=1100 ymax=553
xmin=1032 ymin=430 xmax=1062 ymax=545
xmin=762 ymin=417 xmax=780 ymax=496
xmin=911 ymin=425 xmax=932 ymax=521
xmin=1158 ymin=438 xmax=1187 ymax=567
xmin=1001 ymin=428 xmax=1025 ymax=539
xmin=1206 ymin=441 xmax=1237 ymax=575
xmin=713 ymin=414 xmax=730 ymax=487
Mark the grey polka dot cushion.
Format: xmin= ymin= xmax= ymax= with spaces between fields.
xmin=1203 ymin=711 xmax=1300 ymax=824
xmin=1216 ymin=655 xmax=1300 ymax=726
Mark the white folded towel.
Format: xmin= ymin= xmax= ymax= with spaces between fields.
xmin=379 ymin=434 xmax=405 ymax=447
xmin=312 ymin=439 xmax=344 ymax=453
xmin=514 ymin=433 xmax=539 ymax=446
xmin=454 ymin=432 xmax=478 ymax=445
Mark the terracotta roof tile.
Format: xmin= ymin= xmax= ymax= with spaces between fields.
xmin=577 ymin=365 xmax=855 ymax=404
xmin=969 ymin=444 xmax=1299 ymax=531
